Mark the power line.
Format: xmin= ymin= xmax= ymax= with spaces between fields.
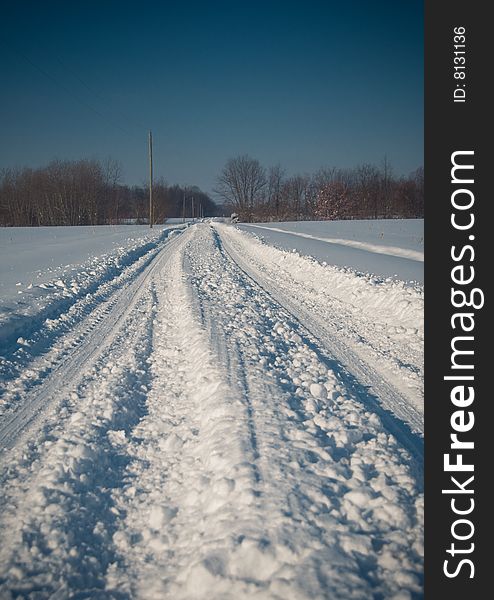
xmin=4 ymin=42 xmax=140 ymax=140
xmin=51 ymin=53 xmax=149 ymax=133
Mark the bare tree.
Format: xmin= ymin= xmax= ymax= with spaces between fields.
xmin=282 ymin=174 xmax=309 ymax=219
xmin=380 ymin=155 xmax=393 ymax=218
xmin=214 ymin=155 xmax=266 ymax=218
xmin=355 ymin=164 xmax=381 ymax=219
xmin=102 ymin=158 xmax=123 ymax=224
xmin=1 ymin=154 xmax=423 ymax=226
xmin=267 ymin=164 xmax=285 ymax=218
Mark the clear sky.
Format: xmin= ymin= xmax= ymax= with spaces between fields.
xmin=0 ymin=0 xmax=423 ymax=196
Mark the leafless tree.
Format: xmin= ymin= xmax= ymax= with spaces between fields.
xmin=214 ymin=155 xmax=267 ymax=218
xmin=102 ymin=158 xmax=123 ymax=224
xmin=280 ymin=175 xmax=309 ymax=220
xmin=267 ymin=164 xmax=285 ymax=217
xmin=355 ymin=164 xmax=381 ymax=219
xmin=379 ymin=155 xmax=393 ymax=218
xmin=1 ymin=154 xmax=423 ymax=226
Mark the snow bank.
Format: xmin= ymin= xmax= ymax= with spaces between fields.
xmin=239 ymin=219 xmax=424 ymax=283
xmin=219 ymin=223 xmax=424 ymax=425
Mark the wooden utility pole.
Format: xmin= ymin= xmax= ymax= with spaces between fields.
xmin=148 ymin=130 xmax=153 ymax=228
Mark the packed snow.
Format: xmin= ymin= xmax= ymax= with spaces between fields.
xmin=0 ymin=221 xmax=423 ymax=598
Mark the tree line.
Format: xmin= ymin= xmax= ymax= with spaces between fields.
xmin=0 ymin=158 xmax=219 ymax=227
xmin=215 ymin=155 xmax=424 ymax=222
xmin=1 ymin=154 xmax=424 ymax=227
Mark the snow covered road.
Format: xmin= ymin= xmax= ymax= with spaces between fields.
xmin=0 ymin=223 xmax=423 ymax=598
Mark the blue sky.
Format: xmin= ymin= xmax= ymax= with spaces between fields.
xmin=0 ymin=1 xmax=423 ymax=195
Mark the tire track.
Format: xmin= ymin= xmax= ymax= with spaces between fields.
xmin=0 ymin=231 xmax=185 ymax=455
xmin=217 ymin=224 xmax=424 ymax=469
xmin=166 ymin=224 xmax=424 ymax=598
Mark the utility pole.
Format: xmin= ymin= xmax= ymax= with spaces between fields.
xmin=148 ymin=130 xmax=153 ymax=228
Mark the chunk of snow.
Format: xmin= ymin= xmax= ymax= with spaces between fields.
xmin=309 ymin=383 xmax=327 ymax=400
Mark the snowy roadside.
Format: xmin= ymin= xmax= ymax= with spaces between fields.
xmin=218 ymin=223 xmax=424 ymax=433
xmin=0 ymin=226 xmax=186 ymax=419
xmin=0 ymin=225 xmax=185 ymax=336
xmin=0 ymin=225 xmax=178 ymax=304
xmin=242 ymin=223 xmax=424 ymax=261
xmin=238 ymin=219 xmax=424 ymax=283
xmin=0 ymin=266 xmax=160 ymax=596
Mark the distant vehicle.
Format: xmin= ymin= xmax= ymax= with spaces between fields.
xmin=230 ymin=212 xmax=239 ymax=224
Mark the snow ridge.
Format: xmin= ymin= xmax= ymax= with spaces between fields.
xmin=242 ymin=224 xmax=424 ymax=262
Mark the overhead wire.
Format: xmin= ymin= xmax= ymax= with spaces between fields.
xmin=51 ymin=52 xmax=149 ymax=133
xmin=3 ymin=41 xmax=144 ymax=141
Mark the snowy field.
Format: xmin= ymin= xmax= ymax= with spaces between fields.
xmin=0 ymin=224 xmax=187 ymax=351
xmin=0 ymin=224 xmax=182 ymax=315
xmin=0 ymin=221 xmax=423 ymax=598
xmin=239 ymin=219 xmax=424 ymax=283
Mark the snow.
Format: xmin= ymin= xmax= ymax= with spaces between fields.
xmin=0 ymin=224 xmax=186 ymax=358
xmin=0 ymin=225 xmax=166 ymax=304
xmin=219 ymin=223 xmax=424 ymax=430
xmin=238 ymin=219 xmax=424 ymax=283
xmin=0 ymin=221 xmax=423 ymax=598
